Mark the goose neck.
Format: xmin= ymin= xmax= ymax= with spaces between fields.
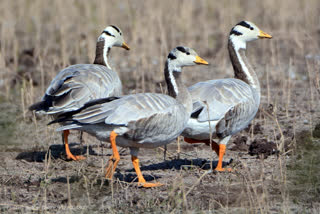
xmin=228 ymin=38 xmax=260 ymax=94
xmin=93 ymin=40 xmax=112 ymax=69
xmin=164 ymin=62 xmax=192 ymax=114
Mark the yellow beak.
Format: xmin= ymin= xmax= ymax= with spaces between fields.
xmin=258 ymin=30 xmax=272 ymax=39
xmin=121 ymin=42 xmax=130 ymax=50
xmin=194 ymin=55 xmax=209 ymax=65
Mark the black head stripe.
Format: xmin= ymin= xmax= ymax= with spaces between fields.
xmin=230 ymin=29 xmax=243 ymax=36
xmin=237 ymin=21 xmax=252 ymax=29
xmin=103 ymin=30 xmax=115 ymax=37
xmin=176 ymin=46 xmax=187 ymax=53
xmin=168 ymin=53 xmax=177 ymax=60
xmin=110 ymin=25 xmax=121 ymax=33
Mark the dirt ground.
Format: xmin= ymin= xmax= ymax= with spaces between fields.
xmin=1 ymin=0 xmax=320 ymax=213
xmin=1 ymin=75 xmax=320 ymax=213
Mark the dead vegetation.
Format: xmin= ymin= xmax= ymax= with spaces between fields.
xmin=1 ymin=0 xmax=320 ymax=213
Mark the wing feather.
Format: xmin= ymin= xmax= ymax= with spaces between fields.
xmin=42 ymin=64 xmax=121 ymax=114
xmin=72 ymin=93 xmax=181 ymax=127
xmin=189 ymin=78 xmax=257 ymax=123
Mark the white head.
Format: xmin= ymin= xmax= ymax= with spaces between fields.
xmin=167 ymin=46 xmax=208 ymax=71
xmin=165 ymin=46 xmax=208 ymax=99
xmin=94 ymin=25 xmax=130 ymax=68
xmin=97 ymin=25 xmax=130 ymax=50
xmin=229 ymin=21 xmax=272 ymax=50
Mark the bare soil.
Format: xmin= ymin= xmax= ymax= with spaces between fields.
xmin=1 ymin=0 xmax=320 ymax=213
xmin=1 ymin=80 xmax=320 ymax=213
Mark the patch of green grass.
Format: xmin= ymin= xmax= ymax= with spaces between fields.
xmin=313 ymin=123 xmax=320 ymax=138
xmin=0 ymin=100 xmax=19 ymax=146
xmin=287 ymin=130 xmax=320 ymax=205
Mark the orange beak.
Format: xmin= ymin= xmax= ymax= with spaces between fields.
xmin=121 ymin=42 xmax=130 ymax=50
xmin=194 ymin=55 xmax=209 ymax=65
xmin=259 ymin=30 xmax=272 ymax=39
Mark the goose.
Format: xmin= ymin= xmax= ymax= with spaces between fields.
xmin=29 ymin=25 xmax=130 ymax=161
xmin=49 ymin=46 xmax=209 ymax=187
xmin=182 ymin=21 xmax=272 ymax=171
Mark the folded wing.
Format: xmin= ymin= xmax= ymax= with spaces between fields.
xmin=43 ymin=64 xmax=121 ymax=114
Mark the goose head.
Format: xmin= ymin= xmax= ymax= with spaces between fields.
xmin=97 ymin=25 xmax=130 ymax=50
xmin=167 ymin=46 xmax=208 ymax=70
xmin=229 ymin=21 xmax=272 ymax=50
xmin=165 ymin=46 xmax=208 ymax=104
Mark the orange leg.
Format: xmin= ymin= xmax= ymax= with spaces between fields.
xmin=105 ymin=131 xmax=120 ymax=179
xmin=131 ymin=156 xmax=163 ymax=188
xmin=184 ymin=137 xmax=219 ymax=155
xmin=63 ymin=130 xmax=86 ymax=161
xmin=215 ymin=144 xmax=232 ymax=172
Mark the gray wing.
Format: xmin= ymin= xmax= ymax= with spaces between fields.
xmin=71 ymin=93 xmax=189 ymax=140
xmin=44 ymin=64 xmax=122 ymax=114
xmin=72 ymin=93 xmax=182 ymax=125
xmin=189 ymin=78 xmax=259 ymax=136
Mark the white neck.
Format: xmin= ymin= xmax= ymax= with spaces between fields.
xmin=103 ymin=40 xmax=112 ymax=69
xmin=228 ymin=36 xmax=260 ymax=95
xmin=166 ymin=62 xmax=181 ymax=97
xmin=164 ymin=60 xmax=192 ymax=114
xmin=93 ymin=39 xmax=113 ymax=69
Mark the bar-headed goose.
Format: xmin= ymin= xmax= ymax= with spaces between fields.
xmin=182 ymin=21 xmax=272 ymax=171
xmin=49 ymin=46 xmax=208 ymax=187
xmin=29 ymin=25 xmax=130 ymax=161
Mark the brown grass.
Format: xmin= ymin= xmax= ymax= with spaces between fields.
xmin=1 ymin=0 xmax=320 ymax=213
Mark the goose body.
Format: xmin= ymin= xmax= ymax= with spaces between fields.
xmin=51 ymin=46 xmax=208 ymax=187
xmin=182 ymin=21 xmax=272 ymax=171
xmin=56 ymin=93 xmax=189 ymax=153
xmin=41 ymin=63 xmax=122 ymax=114
xmin=184 ymin=78 xmax=259 ymax=140
xmin=30 ymin=25 xmax=130 ymax=160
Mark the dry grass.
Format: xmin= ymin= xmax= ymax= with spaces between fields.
xmin=1 ymin=0 xmax=320 ymax=213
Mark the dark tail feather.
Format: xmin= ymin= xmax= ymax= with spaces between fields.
xmin=29 ymin=95 xmax=54 ymax=112
xmin=29 ymin=101 xmax=48 ymax=111
xmin=48 ymin=96 xmax=121 ymax=125
xmin=47 ymin=117 xmax=67 ymax=125
xmin=82 ymin=96 xmax=120 ymax=109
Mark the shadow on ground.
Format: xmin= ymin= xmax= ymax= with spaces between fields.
xmin=15 ymin=143 xmax=97 ymax=162
xmin=125 ymin=158 xmax=233 ymax=172
xmin=38 ymin=157 xmax=233 ymax=184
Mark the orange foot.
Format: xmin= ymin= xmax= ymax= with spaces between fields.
xmin=215 ymin=167 xmax=232 ymax=172
xmin=105 ymin=131 xmax=120 ymax=179
xmin=67 ymin=154 xmax=86 ymax=161
xmin=63 ymin=130 xmax=86 ymax=161
xmin=131 ymin=156 xmax=163 ymax=188
xmin=214 ymin=144 xmax=232 ymax=172
xmin=138 ymin=182 xmax=164 ymax=188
